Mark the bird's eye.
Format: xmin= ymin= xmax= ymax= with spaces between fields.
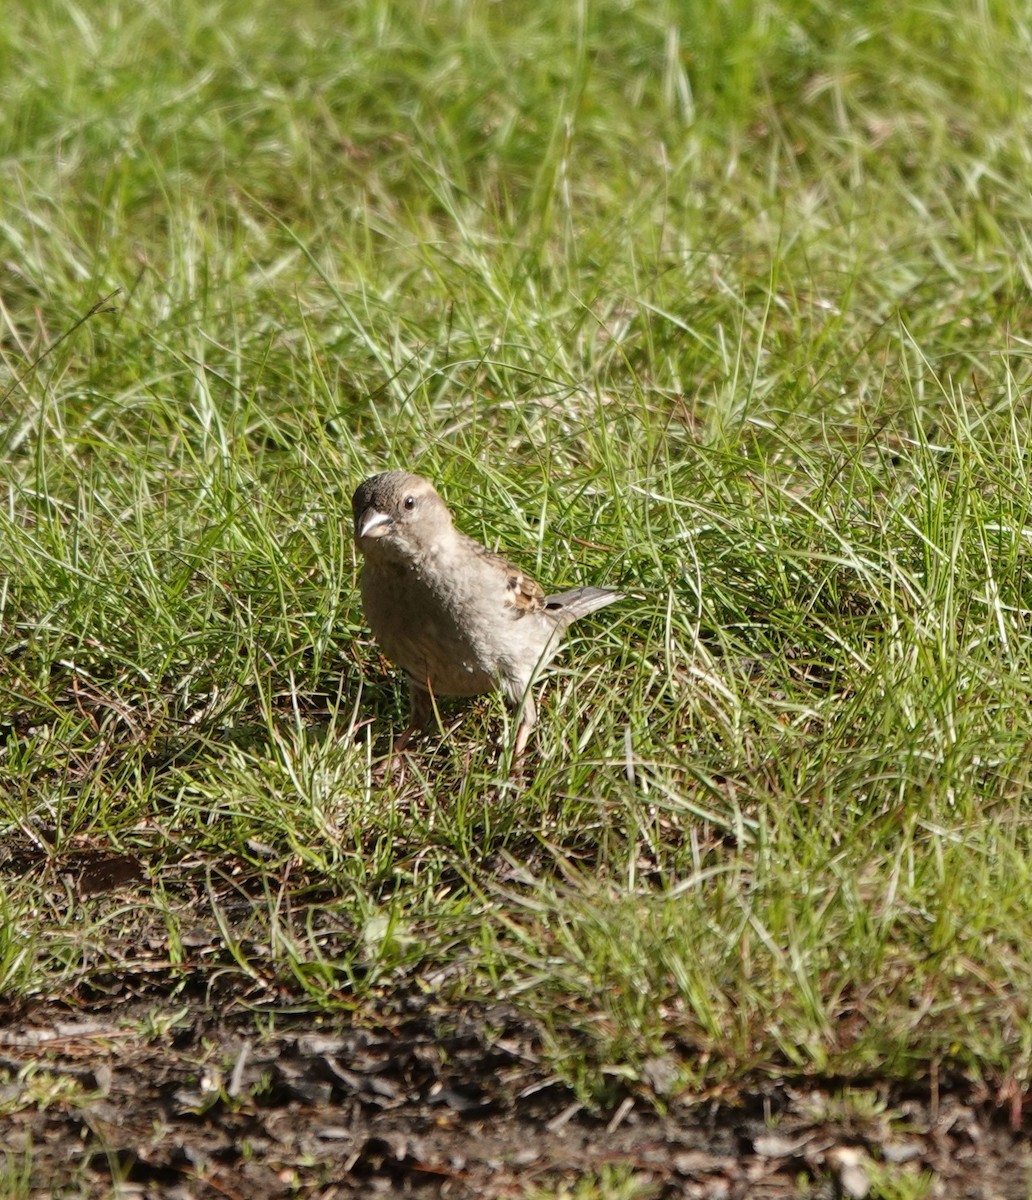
xmin=403 ymin=495 xmax=416 ymax=510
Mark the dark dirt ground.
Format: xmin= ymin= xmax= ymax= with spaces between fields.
xmin=1 ymin=992 xmax=1029 ymax=1200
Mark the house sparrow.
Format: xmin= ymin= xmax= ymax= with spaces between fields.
xmin=352 ymin=470 xmax=624 ymax=755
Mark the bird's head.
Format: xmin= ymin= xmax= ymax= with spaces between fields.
xmin=351 ymin=470 xmax=454 ymax=559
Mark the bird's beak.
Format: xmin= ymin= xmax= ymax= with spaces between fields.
xmin=357 ymin=507 xmax=392 ymax=539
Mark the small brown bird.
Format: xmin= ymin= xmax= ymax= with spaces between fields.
xmin=352 ymin=470 xmax=624 ymax=755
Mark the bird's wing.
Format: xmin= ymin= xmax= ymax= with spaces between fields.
xmin=505 ymin=565 xmax=547 ymax=614
xmin=467 ymin=539 xmax=547 ymax=615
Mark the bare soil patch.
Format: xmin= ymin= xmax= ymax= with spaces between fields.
xmin=1 ymin=994 xmax=1028 ymax=1198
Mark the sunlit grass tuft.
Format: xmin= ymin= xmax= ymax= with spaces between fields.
xmin=2 ymin=0 xmax=1032 ymax=1120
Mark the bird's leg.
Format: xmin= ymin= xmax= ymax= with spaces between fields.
xmin=513 ymin=719 xmax=533 ymax=759
xmin=512 ymin=690 xmax=537 ymax=760
xmin=391 ymin=725 xmax=416 ymax=754
xmin=393 ymin=683 xmax=434 ymax=753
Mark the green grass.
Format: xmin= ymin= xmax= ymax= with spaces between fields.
xmin=3 ymin=0 xmax=1032 ymax=1132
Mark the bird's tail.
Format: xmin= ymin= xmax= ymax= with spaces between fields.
xmin=544 ymin=586 xmax=625 ymax=629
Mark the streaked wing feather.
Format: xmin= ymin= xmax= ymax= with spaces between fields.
xmin=467 ymin=538 xmax=546 ymax=614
